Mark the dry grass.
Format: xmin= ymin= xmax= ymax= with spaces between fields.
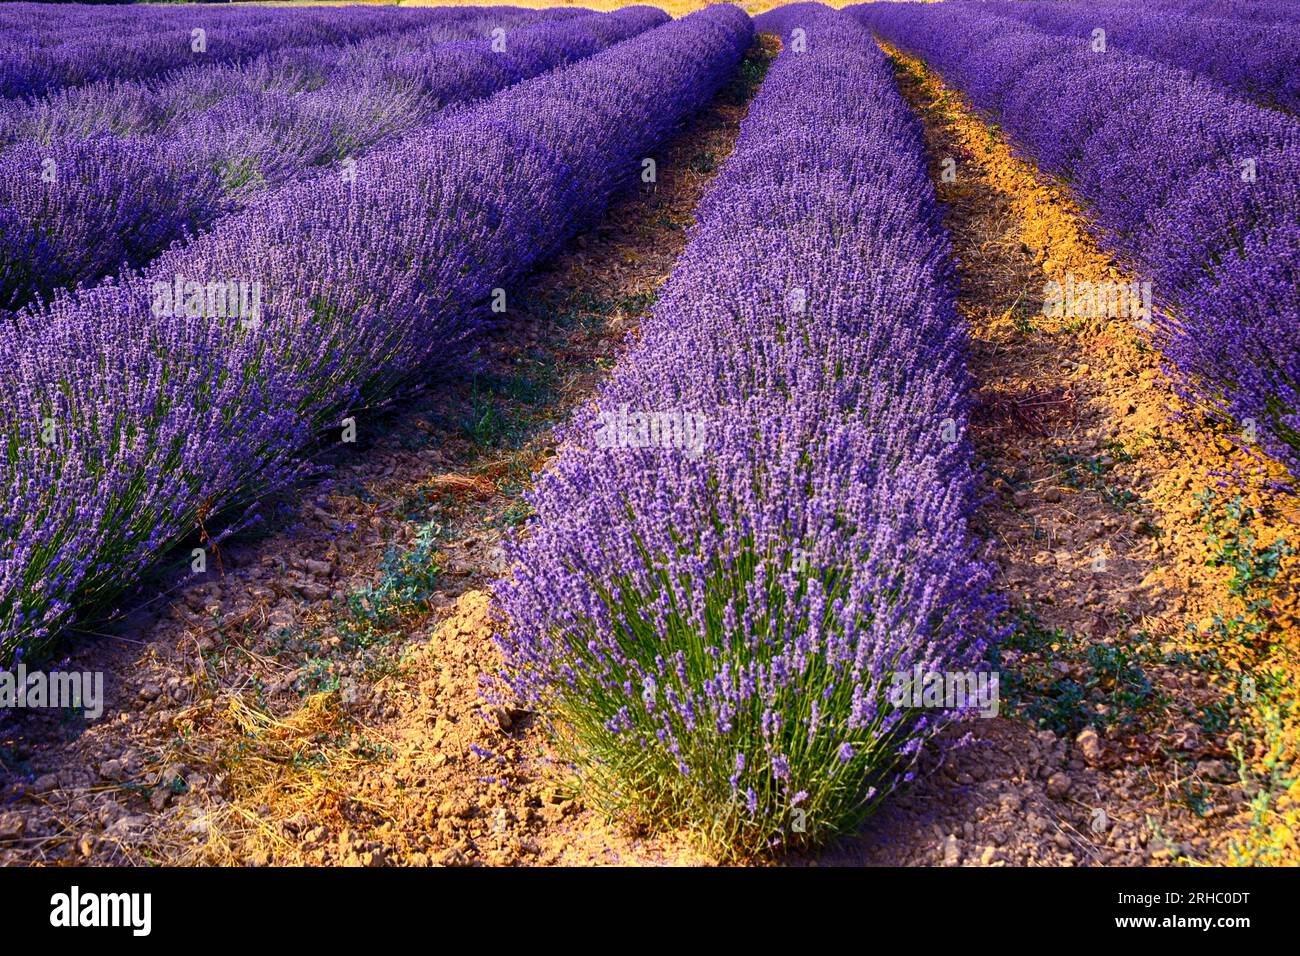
xmin=162 ymin=691 xmax=390 ymax=865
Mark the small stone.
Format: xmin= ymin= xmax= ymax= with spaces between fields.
xmin=439 ymin=847 xmax=469 ymax=867
xmin=1046 ymin=772 xmax=1073 ymax=799
xmin=437 ymin=797 xmax=473 ymax=819
xmin=106 ymin=815 xmax=149 ymax=837
xmin=304 ymin=559 xmax=333 ymax=578
xmin=1076 ymin=727 xmax=1103 ymax=766
xmin=0 ymin=812 xmax=25 ymax=841
xmin=1197 ymin=759 xmax=1235 ymax=783
xmin=941 ymin=834 xmax=961 ymax=867
xmin=299 ymin=581 xmax=330 ymax=602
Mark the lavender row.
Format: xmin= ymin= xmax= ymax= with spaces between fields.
xmin=0 ymin=6 xmax=752 ymax=663
xmin=0 ymin=8 xmax=666 ymax=321
xmin=942 ymin=0 xmax=1300 ymax=25
xmin=854 ymin=2 xmax=1300 ymax=482
xmin=496 ymin=6 xmax=1000 ymax=855
xmin=0 ymin=4 xmax=468 ymax=100
xmin=1097 ymin=0 xmax=1300 ymax=28
xmin=0 ymin=3 xmax=294 ymax=48
xmin=0 ymin=7 xmax=553 ymax=147
xmin=967 ymin=0 xmax=1300 ymax=113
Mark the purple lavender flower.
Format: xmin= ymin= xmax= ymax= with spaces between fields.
xmin=496 ymin=6 xmax=1001 ymax=857
xmin=854 ymin=1 xmax=1300 ymax=480
xmin=0 ymin=6 xmax=748 ymax=663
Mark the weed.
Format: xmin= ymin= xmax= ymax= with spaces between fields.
xmin=994 ymin=610 xmax=1167 ymax=735
xmin=1052 ymin=442 xmax=1141 ymax=510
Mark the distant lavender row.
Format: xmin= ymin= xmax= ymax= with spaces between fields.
xmin=0 ymin=4 xmax=476 ymax=100
xmin=497 ymin=6 xmax=1000 ymax=855
xmin=0 ymin=10 xmax=526 ymax=315
xmin=968 ymin=0 xmax=1300 ymax=112
xmin=1099 ymin=0 xmax=1300 ymax=27
xmin=751 ymin=0 xmax=825 ymax=35
xmin=0 ymin=8 xmax=666 ymax=320
xmin=0 ymin=8 xmax=552 ymax=146
xmin=942 ymin=0 xmax=1300 ymax=25
xmin=854 ymin=2 xmax=1300 ymax=480
xmin=0 ymin=5 xmax=751 ymax=663
xmin=0 ymin=3 xmax=292 ymax=48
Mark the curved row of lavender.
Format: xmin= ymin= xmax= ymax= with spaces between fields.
xmin=0 ymin=8 xmax=559 ymax=148
xmin=0 ymin=6 xmax=753 ymax=665
xmin=855 ymin=2 xmax=1300 ymax=483
xmin=0 ymin=8 xmax=666 ymax=320
xmin=0 ymin=3 xmax=454 ymax=100
xmin=496 ymin=6 xmax=1001 ymax=856
xmin=0 ymin=3 xmax=293 ymax=50
xmin=1102 ymin=0 xmax=1300 ymax=27
xmin=964 ymin=0 xmax=1300 ymax=113
xmin=945 ymin=0 xmax=1300 ymax=27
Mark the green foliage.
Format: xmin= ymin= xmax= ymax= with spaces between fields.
xmin=1196 ymin=490 xmax=1291 ymax=605
xmin=994 ymin=610 xmax=1167 ymax=736
xmin=1052 ymin=442 xmax=1140 ymax=510
xmin=342 ymin=519 xmax=442 ymax=644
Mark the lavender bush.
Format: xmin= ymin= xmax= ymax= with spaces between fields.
xmin=968 ymin=0 xmax=1300 ymax=113
xmin=495 ymin=7 xmax=1002 ymax=858
xmin=0 ymin=8 xmax=666 ymax=319
xmin=1088 ymin=0 xmax=1300 ymax=28
xmin=0 ymin=3 xmax=458 ymax=100
xmin=0 ymin=8 xmax=559 ymax=148
xmin=855 ymin=2 xmax=1300 ymax=482
xmin=0 ymin=6 xmax=752 ymax=664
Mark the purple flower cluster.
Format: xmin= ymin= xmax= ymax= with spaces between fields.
xmin=0 ymin=6 xmax=752 ymax=663
xmin=855 ymin=2 xmax=1300 ymax=481
xmin=0 ymin=7 xmax=666 ymax=318
xmin=0 ymin=2 xmax=466 ymax=100
xmin=965 ymin=0 xmax=1300 ymax=113
xmin=0 ymin=132 xmax=222 ymax=317
xmin=496 ymin=6 xmax=1001 ymax=853
xmin=1083 ymin=0 xmax=1300 ymax=27
xmin=0 ymin=8 xmax=571 ymax=147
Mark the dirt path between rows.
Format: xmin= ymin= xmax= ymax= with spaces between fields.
xmin=813 ymin=48 xmax=1298 ymax=867
xmin=0 ymin=41 xmax=773 ymax=867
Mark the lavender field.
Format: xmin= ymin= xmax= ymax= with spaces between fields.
xmin=0 ymin=0 xmax=1296 ymax=887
